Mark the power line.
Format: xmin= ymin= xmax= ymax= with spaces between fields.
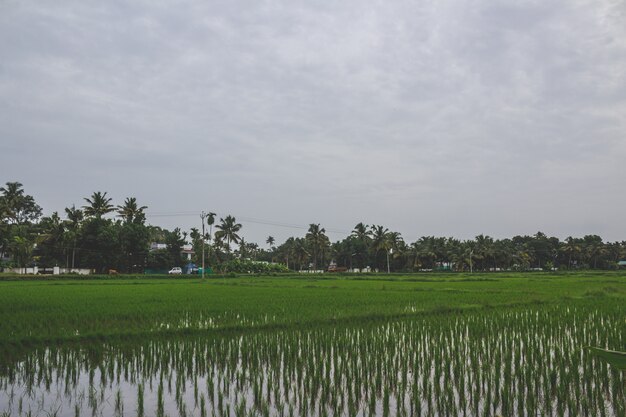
xmin=145 ymin=211 xmax=351 ymax=235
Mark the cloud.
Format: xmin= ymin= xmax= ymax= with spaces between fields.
xmin=1 ymin=0 xmax=625 ymax=242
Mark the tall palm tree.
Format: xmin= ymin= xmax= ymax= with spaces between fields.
xmin=206 ymin=212 xmax=217 ymax=241
xmin=215 ymin=215 xmax=242 ymax=258
xmin=584 ymin=235 xmax=606 ymax=269
xmin=351 ymin=222 xmax=371 ymax=268
xmin=474 ymin=234 xmax=495 ymax=271
xmin=83 ymin=192 xmax=114 ymax=218
xmin=306 ymin=224 xmax=328 ymax=271
xmin=38 ymin=212 xmax=67 ymax=266
xmin=351 ymin=222 xmax=371 ymax=242
xmin=64 ymin=205 xmax=83 ymax=268
xmin=117 ymin=197 xmax=147 ymax=224
xmin=292 ymin=238 xmax=309 ymax=271
xmin=562 ymin=237 xmax=581 ymax=269
xmin=266 ymin=236 xmax=275 ymax=248
xmin=370 ymin=225 xmax=389 ymax=271
xmin=238 ymin=237 xmax=248 ymax=258
xmin=387 ymin=231 xmax=405 ymax=271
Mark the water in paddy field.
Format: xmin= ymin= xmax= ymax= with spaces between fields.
xmin=0 ymin=305 xmax=624 ymax=417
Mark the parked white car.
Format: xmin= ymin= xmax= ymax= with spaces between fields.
xmin=168 ymin=267 xmax=182 ymax=275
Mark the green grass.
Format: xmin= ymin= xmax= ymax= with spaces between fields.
xmin=0 ymin=271 xmax=624 ymax=346
xmin=0 ymin=271 xmax=624 ymax=416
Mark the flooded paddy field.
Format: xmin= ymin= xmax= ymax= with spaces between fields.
xmin=0 ymin=273 xmax=624 ymax=416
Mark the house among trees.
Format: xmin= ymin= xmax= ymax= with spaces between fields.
xmin=181 ymin=244 xmax=194 ymax=261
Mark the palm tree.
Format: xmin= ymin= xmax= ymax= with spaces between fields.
xmin=238 ymin=237 xmax=248 ymax=258
xmin=266 ymin=236 xmax=275 ymax=248
xmin=0 ymin=181 xmax=42 ymax=224
xmin=413 ymin=237 xmax=436 ymax=270
xmin=562 ymin=237 xmax=581 ymax=269
xmin=64 ymin=205 xmax=83 ymax=268
xmin=0 ymin=182 xmax=24 ymax=223
xmin=247 ymin=242 xmax=259 ymax=260
xmin=386 ymin=231 xmax=405 ymax=271
xmin=38 ymin=212 xmax=67 ymax=266
xmin=83 ymin=192 xmax=114 ymax=218
xmin=351 ymin=222 xmax=371 ymax=242
xmin=215 ymin=215 xmax=242 ymax=258
xmin=117 ymin=197 xmax=147 ymax=224
xmin=370 ymin=225 xmax=389 ymax=271
xmin=584 ymin=235 xmax=606 ymax=269
xmin=351 ymin=222 xmax=371 ymax=268
xmin=206 ymin=212 xmax=217 ymax=242
xmin=292 ymin=238 xmax=309 ymax=270
xmin=474 ymin=234 xmax=495 ymax=271
xmin=306 ymin=224 xmax=328 ymax=271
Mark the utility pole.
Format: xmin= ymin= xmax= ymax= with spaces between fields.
xmin=387 ymin=248 xmax=392 ymax=274
xmin=469 ymin=249 xmax=473 ymax=273
xmin=200 ymin=211 xmax=207 ymax=279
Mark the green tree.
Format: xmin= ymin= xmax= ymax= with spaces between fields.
xmin=165 ymin=228 xmax=186 ymax=267
xmin=0 ymin=182 xmax=42 ymax=225
xmin=0 ymin=182 xmax=42 ymax=267
xmin=82 ymin=191 xmax=114 ymax=218
xmin=37 ymin=212 xmax=67 ymax=266
xmin=64 ymin=205 xmax=84 ymax=268
xmin=77 ymin=217 xmax=119 ymax=272
xmin=117 ymin=197 xmax=147 ymax=224
xmin=370 ymin=225 xmax=389 ymax=271
xmin=351 ymin=222 xmax=371 ymax=268
xmin=215 ymin=215 xmax=242 ymax=259
xmin=306 ymin=224 xmax=328 ymax=271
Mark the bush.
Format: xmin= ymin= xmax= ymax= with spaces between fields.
xmin=221 ymin=259 xmax=290 ymax=274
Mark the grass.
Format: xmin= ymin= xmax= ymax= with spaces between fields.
xmin=0 ymin=271 xmax=624 ymax=416
xmin=0 ymin=271 xmax=624 ymax=346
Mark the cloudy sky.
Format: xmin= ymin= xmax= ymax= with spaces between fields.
xmin=1 ymin=0 xmax=625 ymax=244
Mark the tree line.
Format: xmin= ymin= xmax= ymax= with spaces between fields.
xmin=1 ymin=182 xmax=625 ymax=273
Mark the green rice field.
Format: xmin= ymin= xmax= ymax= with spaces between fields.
xmin=0 ymin=272 xmax=624 ymax=416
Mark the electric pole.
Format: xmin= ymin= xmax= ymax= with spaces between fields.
xmin=200 ymin=211 xmax=207 ymax=279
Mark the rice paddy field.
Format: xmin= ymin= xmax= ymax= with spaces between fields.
xmin=0 ymin=272 xmax=624 ymax=416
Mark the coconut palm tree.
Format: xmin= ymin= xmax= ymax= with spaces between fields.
xmin=561 ymin=237 xmax=581 ymax=269
xmin=83 ymin=192 xmax=114 ymax=218
xmin=370 ymin=225 xmax=389 ymax=271
xmin=292 ymin=238 xmax=309 ymax=270
xmin=37 ymin=212 xmax=67 ymax=266
xmin=266 ymin=236 xmax=275 ymax=248
xmin=350 ymin=222 xmax=371 ymax=268
xmin=306 ymin=224 xmax=328 ymax=271
xmin=117 ymin=197 xmax=147 ymax=224
xmin=351 ymin=222 xmax=371 ymax=242
xmin=215 ymin=215 xmax=242 ymax=258
xmin=584 ymin=235 xmax=606 ymax=269
xmin=64 ymin=205 xmax=83 ymax=268
xmin=0 ymin=181 xmax=42 ymax=224
xmin=238 ymin=237 xmax=248 ymax=258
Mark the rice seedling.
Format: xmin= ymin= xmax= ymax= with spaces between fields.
xmin=0 ymin=272 xmax=624 ymax=416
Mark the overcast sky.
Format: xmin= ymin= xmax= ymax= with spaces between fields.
xmin=1 ymin=0 xmax=625 ymax=245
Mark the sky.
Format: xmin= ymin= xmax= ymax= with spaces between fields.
xmin=1 ymin=0 xmax=626 ymax=246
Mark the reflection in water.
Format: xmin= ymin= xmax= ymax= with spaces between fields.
xmin=0 ymin=304 xmax=624 ymax=417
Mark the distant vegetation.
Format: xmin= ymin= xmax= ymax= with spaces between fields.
xmin=1 ymin=181 xmax=625 ymax=273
